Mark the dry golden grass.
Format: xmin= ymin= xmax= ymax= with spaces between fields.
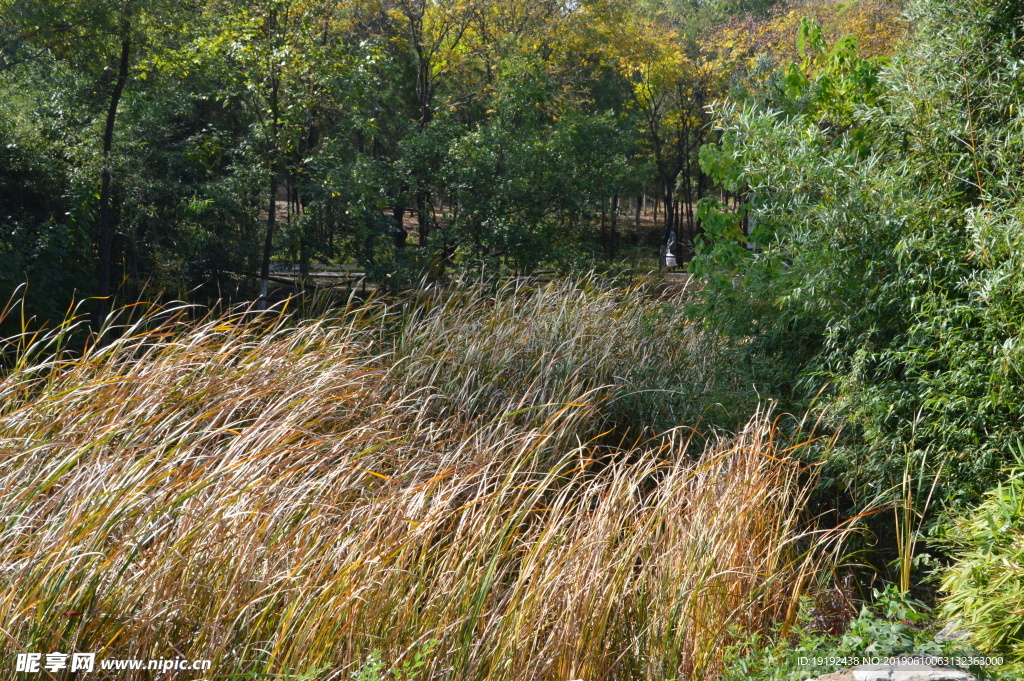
xmin=0 ymin=279 xmax=825 ymax=680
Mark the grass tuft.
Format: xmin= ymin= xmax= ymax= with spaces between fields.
xmin=1 ymin=279 xmax=823 ymax=680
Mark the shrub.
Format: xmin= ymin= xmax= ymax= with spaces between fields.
xmin=722 ymin=586 xmax=1017 ymax=681
xmin=691 ymin=0 xmax=1024 ymax=513
xmin=938 ymin=463 xmax=1024 ymax=663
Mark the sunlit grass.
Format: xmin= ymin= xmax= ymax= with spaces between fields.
xmin=0 ymin=279 xmax=828 ymax=680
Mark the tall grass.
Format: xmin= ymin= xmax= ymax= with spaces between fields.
xmin=1 ymin=279 xmax=821 ymax=680
xmin=390 ymin=277 xmax=752 ymax=435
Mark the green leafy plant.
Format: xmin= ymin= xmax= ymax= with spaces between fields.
xmin=721 ymin=585 xmax=1016 ymax=681
xmin=938 ymin=460 xmax=1024 ymax=662
xmin=689 ymin=0 xmax=1024 ymax=519
xmin=351 ymin=651 xmax=385 ymax=681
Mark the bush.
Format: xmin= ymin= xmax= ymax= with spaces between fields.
xmin=938 ymin=462 xmax=1024 ymax=663
xmin=691 ymin=0 xmax=1024 ymax=513
xmin=723 ymin=586 xmax=1017 ymax=681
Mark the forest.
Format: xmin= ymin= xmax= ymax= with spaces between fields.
xmin=0 ymin=0 xmax=903 ymax=319
xmin=3 ymin=0 xmax=1024 ymax=679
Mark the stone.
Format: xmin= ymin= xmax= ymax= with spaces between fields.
xmin=809 ymin=655 xmax=976 ymax=681
xmin=934 ymin=620 xmax=970 ymax=644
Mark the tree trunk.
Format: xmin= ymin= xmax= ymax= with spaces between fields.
xmin=600 ymin=200 xmax=607 ymax=252
xmin=682 ymin=139 xmax=695 ymax=242
xmin=417 ymin=192 xmax=429 ymax=245
xmin=259 ymin=176 xmax=277 ymax=307
xmin=695 ymin=166 xmax=707 ymax=238
xmin=609 ymin=191 xmax=619 ymax=257
xmin=662 ymin=190 xmax=675 ymax=244
xmin=295 ymin=187 xmax=310 ymax=282
xmin=95 ymin=30 xmax=131 ymax=327
xmin=393 ymin=205 xmax=407 ymax=249
xmin=684 ymin=186 xmax=695 ymax=243
xmin=258 ymin=73 xmax=280 ymax=309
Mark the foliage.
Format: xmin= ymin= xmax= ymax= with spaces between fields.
xmin=351 ymin=653 xmax=385 ymax=681
xmin=18 ymin=0 xmax=1024 ymax=677
xmin=0 ymin=70 xmax=94 ymax=326
xmin=703 ymin=0 xmax=906 ymax=78
xmin=435 ymin=58 xmax=631 ymax=272
xmin=689 ymin=0 xmax=1024 ymax=515
xmin=938 ymin=460 xmax=1024 ymax=662
xmin=4 ymin=0 xmax=833 ymax=317
xmin=722 ymin=586 xmax=1015 ymax=681
xmin=350 ymin=641 xmax=437 ymax=681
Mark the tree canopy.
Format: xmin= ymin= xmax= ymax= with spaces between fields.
xmin=0 ymin=0 xmax=904 ymax=324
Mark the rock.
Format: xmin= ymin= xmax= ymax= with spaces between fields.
xmin=934 ymin=620 xmax=971 ymax=644
xmin=810 ymin=655 xmax=976 ymax=681
xmin=813 ymin=672 xmax=856 ymax=681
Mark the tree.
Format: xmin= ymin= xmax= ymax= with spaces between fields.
xmin=1 ymin=0 xmax=182 ymax=323
xmin=390 ymin=0 xmax=483 ymax=245
xmin=691 ymin=0 xmax=1024 ymax=513
xmin=189 ymin=0 xmax=356 ymax=304
xmin=436 ymin=57 xmax=630 ymax=272
xmin=621 ymin=13 xmax=710 ymax=255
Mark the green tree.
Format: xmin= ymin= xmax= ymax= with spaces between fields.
xmin=188 ymin=0 xmax=357 ymax=304
xmin=436 ymin=57 xmax=630 ymax=272
xmin=1 ymin=0 xmax=194 ymax=322
xmin=691 ymin=0 xmax=1024 ymax=514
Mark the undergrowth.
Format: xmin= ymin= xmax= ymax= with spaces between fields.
xmin=722 ymin=586 xmax=1019 ymax=681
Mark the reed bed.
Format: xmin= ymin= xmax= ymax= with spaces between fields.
xmin=1 ymin=279 xmax=817 ymax=680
